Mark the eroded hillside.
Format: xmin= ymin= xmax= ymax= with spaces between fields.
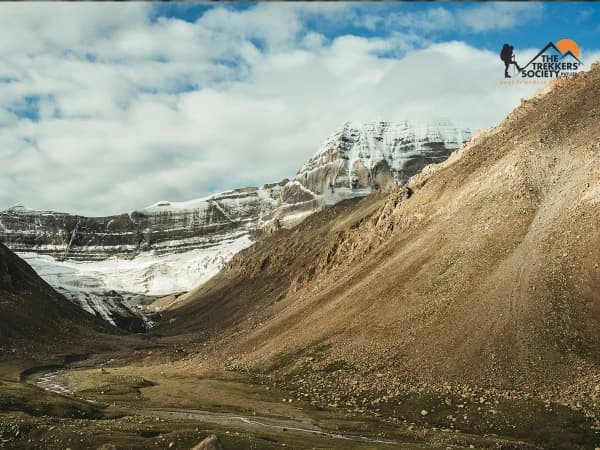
xmin=160 ymin=64 xmax=600 ymax=402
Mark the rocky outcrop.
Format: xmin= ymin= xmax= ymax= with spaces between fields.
xmin=191 ymin=434 xmax=224 ymax=450
xmin=0 ymin=184 xmax=285 ymax=260
xmin=272 ymin=120 xmax=471 ymax=225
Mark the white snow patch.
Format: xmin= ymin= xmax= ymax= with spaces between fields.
xmin=18 ymin=233 xmax=253 ymax=296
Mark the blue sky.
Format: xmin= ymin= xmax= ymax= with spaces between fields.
xmin=1 ymin=2 xmax=599 ymax=215
xmin=153 ymin=2 xmax=600 ymax=56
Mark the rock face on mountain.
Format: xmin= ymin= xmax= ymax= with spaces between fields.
xmin=0 ymin=185 xmax=285 ymax=260
xmin=0 ymin=121 xmax=471 ymax=329
xmin=301 ymin=120 xmax=471 ymax=192
xmin=1 ymin=121 xmax=471 ymax=260
xmin=273 ymin=120 xmax=471 ymax=224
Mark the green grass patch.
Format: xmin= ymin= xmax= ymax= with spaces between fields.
xmin=0 ymin=380 xmax=101 ymax=418
xmin=0 ymin=412 xmax=444 ymax=450
xmin=75 ymin=374 xmax=154 ymax=402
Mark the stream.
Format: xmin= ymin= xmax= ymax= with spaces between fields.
xmin=28 ymin=368 xmax=400 ymax=446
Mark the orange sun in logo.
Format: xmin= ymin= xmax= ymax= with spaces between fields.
xmin=556 ymin=38 xmax=581 ymax=58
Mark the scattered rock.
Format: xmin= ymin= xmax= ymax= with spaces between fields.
xmin=191 ymin=434 xmax=223 ymax=450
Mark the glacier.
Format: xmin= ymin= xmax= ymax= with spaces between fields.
xmin=1 ymin=185 xmax=285 ymax=330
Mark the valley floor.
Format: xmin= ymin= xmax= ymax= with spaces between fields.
xmin=1 ymin=346 xmax=598 ymax=449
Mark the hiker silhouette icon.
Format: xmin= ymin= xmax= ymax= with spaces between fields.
xmin=500 ymin=44 xmax=521 ymax=78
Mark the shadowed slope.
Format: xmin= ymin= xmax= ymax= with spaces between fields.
xmin=0 ymin=243 xmax=113 ymax=358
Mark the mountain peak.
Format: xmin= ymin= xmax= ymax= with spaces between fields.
xmin=294 ymin=119 xmax=472 ymax=196
xmin=6 ymin=205 xmax=30 ymax=213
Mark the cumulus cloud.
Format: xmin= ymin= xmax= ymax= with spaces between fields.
xmin=0 ymin=3 xmax=592 ymax=215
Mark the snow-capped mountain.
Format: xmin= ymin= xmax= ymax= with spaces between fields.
xmin=272 ymin=120 xmax=471 ymax=224
xmin=0 ymin=184 xmax=286 ymax=329
xmin=0 ymin=120 xmax=471 ymax=329
xmin=1 ymin=185 xmax=284 ymax=260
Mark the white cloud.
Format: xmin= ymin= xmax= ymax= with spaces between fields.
xmin=459 ymin=3 xmax=543 ymax=33
xmin=356 ymin=2 xmax=543 ymax=35
xmin=0 ymin=3 xmax=149 ymax=56
xmin=0 ymin=3 xmax=591 ymax=216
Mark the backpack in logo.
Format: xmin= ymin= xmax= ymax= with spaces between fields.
xmin=500 ymin=44 xmax=511 ymax=62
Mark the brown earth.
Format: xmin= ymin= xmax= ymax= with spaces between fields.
xmin=158 ymin=63 xmax=600 ymax=403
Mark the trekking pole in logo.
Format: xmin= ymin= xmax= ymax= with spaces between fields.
xmin=500 ymin=44 xmax=522 ymax=78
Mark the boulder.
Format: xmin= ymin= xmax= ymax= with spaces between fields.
xmin=191 ymin=434 xmax=224 ymax=450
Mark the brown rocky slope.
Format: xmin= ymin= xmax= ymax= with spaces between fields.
xmin=159 ymin=64 xmax=600 ymax=397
